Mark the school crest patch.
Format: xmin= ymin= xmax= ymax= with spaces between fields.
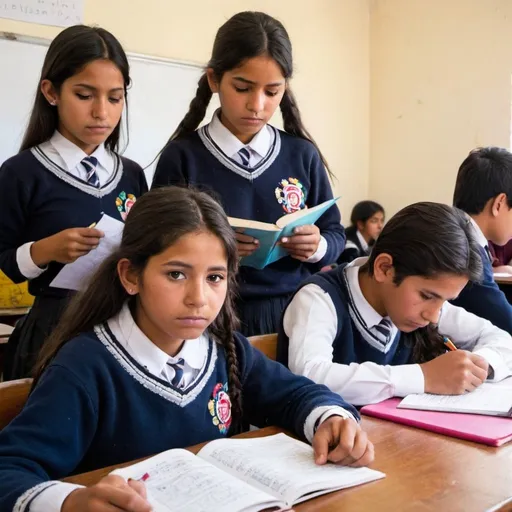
xmin=275 ymin=178 xmax=306 ymax=214
xmin=116 ymin=192 xmax=136 ymax=221
xmin=208 ymin=382 xmax=232 ymax=434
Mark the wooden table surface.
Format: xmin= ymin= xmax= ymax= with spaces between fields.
xmin=0 ymin=307 xmax=30 ymax=317
xmin=66 ymin=417 xmax=512 ymax=512
xmin=494 ymin=274 xmax=512 ymax=284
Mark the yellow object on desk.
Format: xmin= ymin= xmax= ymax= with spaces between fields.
xmin=0 ymin=271 xmax=34 ymax=309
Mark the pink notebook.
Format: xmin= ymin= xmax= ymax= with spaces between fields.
xmin=361 ymin=398 xmax=512 ymax=447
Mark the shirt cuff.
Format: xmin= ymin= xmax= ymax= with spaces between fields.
xmin=16 ymin=242 xmax=47 ymax=279
xmin=28 ymin=481 xmax=84 ymax=512
xmin=389 ymin=364 xmax=424 ymax=397
xmin=306 ymin=235 xmax=328 ymax=264
xmin=473 ymin=347 xmax=511 ymax=382
xmin=303 ymin=405 xmax=356 ymax=443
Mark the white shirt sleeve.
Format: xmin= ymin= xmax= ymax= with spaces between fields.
xmin=28 ymin=482 xmax=84 ymax=512
xmin=438 ymin=302 xmax=512 ymax=382
xmin=303 ymin=406 xmax=356 ymax=443
xmin=305 ymin=235 xmax=328 ymax=263
xmin=284 ymin=284 xmax=425 ymax=406
xmin=16 ymin=242 xmax=47 ymax=279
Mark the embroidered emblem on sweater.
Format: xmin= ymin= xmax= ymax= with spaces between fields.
xmin=116 ymin=191 xmax=136 ymax=221
xmin=275 ymin=178 xmax=306 ymax=214
xmin=208 ymin=382 xmax=231 ymax=433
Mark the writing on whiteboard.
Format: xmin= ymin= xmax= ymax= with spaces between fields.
xmin=0 ymin=0 xmax=83 ymax=27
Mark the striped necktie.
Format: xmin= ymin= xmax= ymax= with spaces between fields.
xmin=237 ymin=147 xmax=251 ymax=167
xmin=167 ymin=358 xmax=185 ymax=388
xmin=82 ymin=156 xmax=100 ymax=188
xmin=373 ymin=317 xmax=394 ymax=346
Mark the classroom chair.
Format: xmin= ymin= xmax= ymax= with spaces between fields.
xmin=0 ymin=323 xmax=14 ymax=378
xmin=248 ymin=333 xmax=278 ymax=361
xmin=0 ymin=378 xmax=32 ymax=429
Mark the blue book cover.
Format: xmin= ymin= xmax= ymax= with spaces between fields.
xmin=228 ymin=197 xmax=340 ymax=269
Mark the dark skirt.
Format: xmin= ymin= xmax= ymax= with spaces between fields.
xmin=236 ymin=294 xmax=292 ymax=338
xmin=3 ymin=295 xmax=71 ymax=381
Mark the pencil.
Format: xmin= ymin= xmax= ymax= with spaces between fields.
xmin=443 ymin=336 xmax=457 ymax=352
xmin=88 ymin=222 xmax=96 ymax=228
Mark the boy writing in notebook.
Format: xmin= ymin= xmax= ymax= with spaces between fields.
xmin=277 ymin=202 xmax=512 ymax=406
xmin=451 ymin=147 xmax=512 ymax=333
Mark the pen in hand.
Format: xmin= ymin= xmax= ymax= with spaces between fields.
xmin=443 ymin=336 xmax=457 ymax=352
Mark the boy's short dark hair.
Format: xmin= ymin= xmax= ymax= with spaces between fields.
xmin=453 ymin=147 xmax=512 ymax=214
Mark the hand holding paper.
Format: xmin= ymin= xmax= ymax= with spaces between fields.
xmin=50 ymin=214 xmax=124 ymax=291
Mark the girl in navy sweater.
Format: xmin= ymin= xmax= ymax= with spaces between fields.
xmin=338 ymin=201 xmax=385 ymax=264
xmin=278 ymin=202 xmax=512 ymax=405
xmin=0 ymin=25 xmax=147 ymax=379
xmin=152 ymin=11 xmax=345 ymax=337
xmin=0 ymin=187 xmax=370 ymax=512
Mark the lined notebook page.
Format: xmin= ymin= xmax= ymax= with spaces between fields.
xmin=398 ymin=383 xmax=512 ymax=416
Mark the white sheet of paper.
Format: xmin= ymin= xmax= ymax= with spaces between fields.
xmin=50 ymin=214 xmax=124 ymax=291
xmin=398 ymin=382 xmax=512 ymax=416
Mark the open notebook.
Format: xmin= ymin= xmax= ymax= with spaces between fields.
xmin=398 ymin=382 xmax=512 ymax=417
xmin=111 ymin=433 xmax=385 ymax=512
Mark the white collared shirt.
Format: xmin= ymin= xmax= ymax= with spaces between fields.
xmin=356 ymin=230 xmax=369 ymax=252
xmin=207 ymin=111 xmax=328 ymax=263
xmin=284 ymin=257 xmax=512 ymax=406
xmin=16 ymin=131 xmax=116 ymax=280
xmin=108 ymin=303 xmax=207 ymax=387
xmin=469 ymin=216 xmax=492 ymax=261
xmin=208 ymin=110 xmax=273 ymax=167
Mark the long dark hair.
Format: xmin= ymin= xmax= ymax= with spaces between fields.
xmin=33 ymin=187 xmax=243 ymax=431
xmin=362 ymin=202 xmax=483 ymax=363
xmin=346 ymin=200 xmax=385 ymax=239
xmin=20 ymin=25 xmax=130 ymax=153
xmin=165 ymin=11 xmax=333 ymax=177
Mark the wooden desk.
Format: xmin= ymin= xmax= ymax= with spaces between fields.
xmin=494 ymin=274 xmax=512 ymax=285
xmin=0 ymin=307 xmax=30 ymax=317
xmin=66 ymin=417 xmax=512 ymax=512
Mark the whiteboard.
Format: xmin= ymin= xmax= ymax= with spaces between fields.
xmin=0 ymin=33 xmax=220 ymax=183
xmin=0 ymin=1 xmax=83 ymax=27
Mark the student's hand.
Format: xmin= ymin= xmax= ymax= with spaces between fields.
xmin=280 ymin=225 xmax=321 ymax=262
xmin=420 ymin=350 xmax=489 ymax=395
xmin=62 ymin=475 xmax=152 ymax=512
xmin=312 ymin=416 xmax=374 ymax=467
xmin=31 ymin=228 xmax=105 ymax=266
xmin=235 ymin=229 xmax=259 ymax=257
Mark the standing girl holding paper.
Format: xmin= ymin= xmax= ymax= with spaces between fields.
xmin=152 ymin=11 xmax=345 ymax=337
xmin=0 ymin=25 xmax=147 ymax=380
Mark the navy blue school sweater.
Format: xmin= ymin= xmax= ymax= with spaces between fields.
xmin=0 ymin=147 xmax=147 ymax=297
xmin=152 ymin=127 xmax=346 ymax=299
xmin=0 ymin=326 xmax=357 ymax=511
xmin=451 ymin=246 xmax=512 ymax=334
xmin=277 ymin=264 xmax=412 ymax=367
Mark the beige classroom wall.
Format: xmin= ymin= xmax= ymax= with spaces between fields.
xmin=0 ymin=0 xmax=370 ymax=223
xmin=370 ymin=0 xmax=512 ymax=217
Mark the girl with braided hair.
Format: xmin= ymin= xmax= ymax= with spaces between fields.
xmin=153 ymin=11 xmax=345 ymax=337
xmin=0 ymin=186 xmax=370 ymax=512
